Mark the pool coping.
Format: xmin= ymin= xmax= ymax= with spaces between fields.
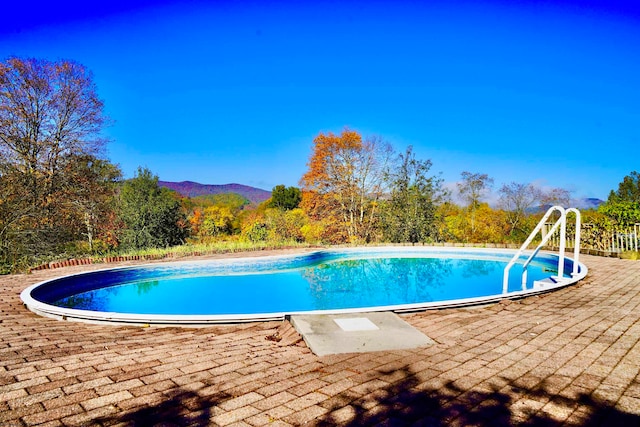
xmin=20 ymin=246 xmax=588 ymax=326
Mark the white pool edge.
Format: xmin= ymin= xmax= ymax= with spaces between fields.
xmin=20 ymin=247 xmax=588 ymax=326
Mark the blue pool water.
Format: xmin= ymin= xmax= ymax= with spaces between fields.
xmin=28 ymin=248 xmax=575 ymax=317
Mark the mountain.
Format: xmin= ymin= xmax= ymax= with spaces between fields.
xmin=527 ymin=198 xmax=605 ymax=213
xmin=158 ymin=181 xmax=271 ymax=204
xmin=574 ymin=198 xmax=605 ymax=210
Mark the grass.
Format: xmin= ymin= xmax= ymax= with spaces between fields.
xmin=80 ymin=239 xmax=316 ymax=266
xmin=620 ymin=250 xmax=640 ymax=260
xmin=102 ymin=240 xmax=312 ymax=259
xmin=23 ymin=239 xmax=316 ymax=272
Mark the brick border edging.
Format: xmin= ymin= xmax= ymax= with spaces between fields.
xmin=29 ymin=254 xmax=175 ymax=271
xmin=27 ymin=246 xmax=316 ymax=272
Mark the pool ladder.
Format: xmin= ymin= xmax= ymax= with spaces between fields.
xmin=502 ymin=206 xmax=581 ymax=294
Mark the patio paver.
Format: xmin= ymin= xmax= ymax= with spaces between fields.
xmin=1 ymin=251 xmax=640 ymax=426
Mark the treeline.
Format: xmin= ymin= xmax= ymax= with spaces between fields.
xmin=2 ymin=58 xmax=639 ymax=273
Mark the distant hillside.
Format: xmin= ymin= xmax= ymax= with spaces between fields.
xmin=158 ymin=181 xmax=271 ymax=204
xmin=574 ymin=198 xmax=605 ymax=210
xmin=527 ymin=198 xmax=605 ymax=213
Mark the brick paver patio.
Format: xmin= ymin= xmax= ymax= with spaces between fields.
xmin=1 ymin=252 xmax=639 ymax=426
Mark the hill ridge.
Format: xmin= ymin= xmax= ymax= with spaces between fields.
xmin=158 ymin=180 xmax=271 ymax=204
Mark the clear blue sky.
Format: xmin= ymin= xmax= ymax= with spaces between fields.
xmin=2 ymin=0 xmax=639 ymax=201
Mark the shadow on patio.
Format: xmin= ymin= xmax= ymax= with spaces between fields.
xmin=316 ymin=366 xmax=639 ymax=426
xmin=96 ymin=388 xmax=232 ymax=427
xmin=94 ymin=365 xmax=639 ymax=426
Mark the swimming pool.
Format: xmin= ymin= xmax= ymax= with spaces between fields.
xmin=21 ymin=247 xmax=587 ymax=325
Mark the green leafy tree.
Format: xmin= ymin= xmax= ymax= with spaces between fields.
xmin=609 ymin=171 xmax=640 ymax=203
xmin=58 ymin=154 xmax=122 ymax=251
xmin=118 ymin=167 xmax=188 ymax=249
xmin=599 ymin=201 xmax=640 ymax=226
xmin=269 ymin=185 xmax=302 ymax=210
xmin=192 ymin=193 xmax=249 ymax=210
xmin=599 ymin=171 xmax=640 ymax=226
xmin=382 ymin=146 xmax=447 ymax=243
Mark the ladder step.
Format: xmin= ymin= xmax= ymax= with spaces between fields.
xmin=533 ymin=276 xmax=568 ymax=290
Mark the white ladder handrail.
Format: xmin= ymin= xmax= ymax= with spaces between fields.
xmin=566 ymin=208 xmax=581 ymax=276
xmin=520 ymin=213 xmax=566 ymax=288
xmin=502 ymin=206 xmax=581 ymax=293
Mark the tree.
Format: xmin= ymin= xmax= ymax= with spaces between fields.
xmin=608 ymin=171 xmax=640 ymax=203
xmin=300 ymin=129 xmax=393 ymax=243
xmin=440 ymin=202 xmax=508 ymax=243
xmin=457 ymin=172 xmax=493 ymax=208
xmin=498 ymin=182 xmax=543 ymax=236
xmin=599 ymin=171 xmax=640 ymax=225
xmin=187 ymin=193 xmax=247 ymax=239
xmin=200 ymin=205 xmax=234 ymax=237
xmin=540 ymin=187 xmax=571 ymax=208
xmin=269 ymin=185 xmax=302 ymax=210
xmin=0 ymin=57 xmax=107 ymax=208
xmin=265 ymin=208 xmax=307 ymax=242
xmin=240 ymin=210 xmax=269 ymax=243
xmin=0 ymin=166 xmax=37 ymax=271
xmin=457 ymin=171 xmax=493 ymax=235
xmin=599 ymin=201 xmax=640 ymax=226
xmin=382 ymin=146 xmax=447 ymax=243
xmin=58 ymin=154 xmax=122 ymax=251
xmin=118 ymin=167 xmax=188 ymax=249
xmin=0 ymin=57 xmax=110 ymax=269
xmin=192 ymin=193 xmax=249 ymax=211
xmin=471 ymin=203 xmax=509 ymax=242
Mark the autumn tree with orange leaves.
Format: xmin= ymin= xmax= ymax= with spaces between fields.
xmin=300 ymin=129 xmax=393 ymax=243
